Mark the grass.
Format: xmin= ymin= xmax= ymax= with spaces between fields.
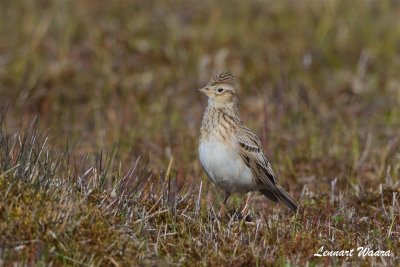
xmin=0 ymin=0 xmax=399 ymax=266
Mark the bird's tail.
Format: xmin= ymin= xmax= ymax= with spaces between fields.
xmin=275 ymin=185 xmax=298 ymax=211
xmin=260 ymin=186 xmax=298 ymax=212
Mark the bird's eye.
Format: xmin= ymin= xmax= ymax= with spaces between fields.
xmin=217 ymin=88 xmax=224 ymax=93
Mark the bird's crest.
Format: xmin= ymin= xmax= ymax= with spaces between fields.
xmin=208 ymin=72 xmax=234 ymax=86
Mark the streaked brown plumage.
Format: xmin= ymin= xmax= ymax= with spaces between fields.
xmin=198 ymin=72 xmax=298 ymax=215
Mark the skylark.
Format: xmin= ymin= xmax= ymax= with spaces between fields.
xmin=198 ymin=72 xmax=298 ymax=216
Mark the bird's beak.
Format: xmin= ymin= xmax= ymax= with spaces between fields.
xmin=198 ymin=86 xmax=210 ymax=94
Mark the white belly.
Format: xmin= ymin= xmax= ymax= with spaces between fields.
xmin=199 ymin=136 xmax=255 ymax=193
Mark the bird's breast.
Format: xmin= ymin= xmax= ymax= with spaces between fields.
xmin=198 ymin=132 xmax=255 ymax=193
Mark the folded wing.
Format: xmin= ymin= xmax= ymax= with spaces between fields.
xmin=236 ymin=127 xmax=298 ymax=211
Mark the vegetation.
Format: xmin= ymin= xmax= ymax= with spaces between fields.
xmin=0 ymin=0 xmax=399 ymax=266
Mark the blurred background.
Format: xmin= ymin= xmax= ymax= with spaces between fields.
xmin=0 ymin=0 xmax=399 ymax=191
xmin=1 ymin=1 xmax=400 ymax=265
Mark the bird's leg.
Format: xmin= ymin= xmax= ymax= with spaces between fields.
xmin=218 ymin=192 xmax=230 ymax=218
xmin=240 ymin=192 xmax=252 ymax=215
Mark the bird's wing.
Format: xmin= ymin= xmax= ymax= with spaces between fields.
xmin=236 ymin=126 xmax=277 ymax=189
xmin=237 ymin=126 xmax=299 ymax=211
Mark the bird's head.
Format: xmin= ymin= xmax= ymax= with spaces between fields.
xmin=198 ymin=72 xmax=237 ymax=105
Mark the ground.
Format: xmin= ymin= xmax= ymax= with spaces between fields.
xmin=0 ymin=1 xmax=399 ymax=266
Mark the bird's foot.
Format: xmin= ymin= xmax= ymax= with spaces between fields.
xmin=228 ymin=210 xmax=253 ymax=222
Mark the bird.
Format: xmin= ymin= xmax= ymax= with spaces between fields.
xmin=198 ymin=72 xmax=298 ymax=217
